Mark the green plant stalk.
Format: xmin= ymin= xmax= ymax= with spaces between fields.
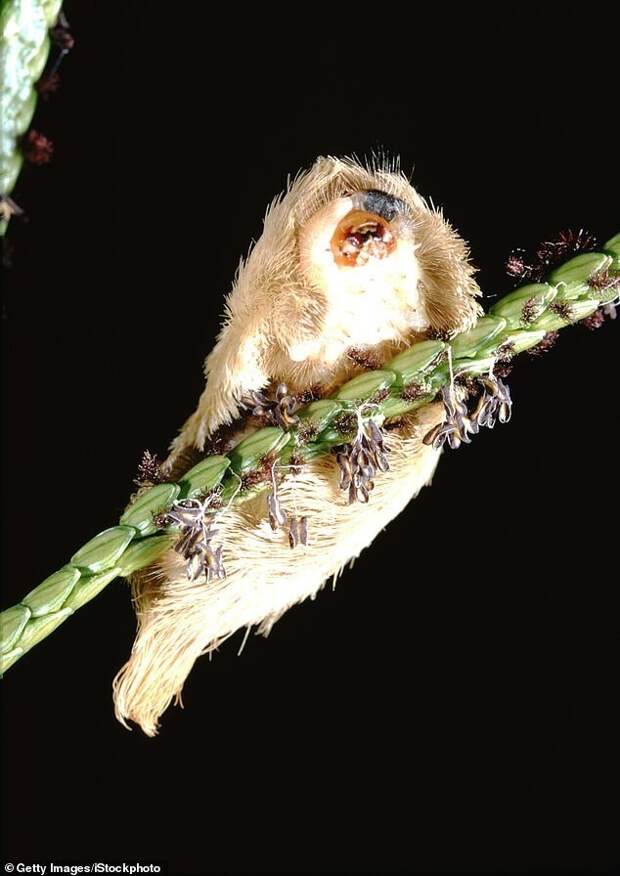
xmin=1 ymin=236 xmax=618 ymax=672
xmin=0 ymin=0 xmax=61 ymax=234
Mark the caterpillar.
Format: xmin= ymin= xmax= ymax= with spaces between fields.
xmin=113 ymin=155 xmax=483 ymax=736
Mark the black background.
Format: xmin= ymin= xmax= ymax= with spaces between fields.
xmin=2 ymin=3 xmax=618 ymax=873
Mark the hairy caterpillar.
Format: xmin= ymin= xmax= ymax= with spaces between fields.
xmin=113 ymin=156 xmax=483 ymax=736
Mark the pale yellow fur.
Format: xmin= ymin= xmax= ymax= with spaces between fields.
xmin=113 ymin=156 xmax=482 ymax=735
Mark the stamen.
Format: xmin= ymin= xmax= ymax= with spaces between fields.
xmin=159 ymin=495 xmax=226 ymax=582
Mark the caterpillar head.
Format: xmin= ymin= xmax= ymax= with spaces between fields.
xmin=264 ymin=156 xmax=481 ymax=365
xmin=175 ymin=156 xmax=482 ymax=448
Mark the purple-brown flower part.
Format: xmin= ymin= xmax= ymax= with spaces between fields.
xmin=335 ymin=416 xmax=390 ymax=504
xmin=160 ymin=496 xmax=225 ymax=582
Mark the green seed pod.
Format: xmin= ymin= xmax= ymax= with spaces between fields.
xmin=14 ymin=89 xmax=37 ymax=136
xmin=549 ymin=253 xmax=612 ymax=299
xmin=477 ymin=337 xmax=512 ymax=360
xmin=1 ymin=648 xmax=23 ymax=674
xmin=603 ymin=233 xmax=620 ymax=255
xmin=490 ymin=298 xmax=532 ymax=328
xmin=19 ymin=608 xmax=74 ymax=653
xmin=603 ymin=233 xmax=620 ymax=258
xmin=316 ymin=428 xmax=347 ymax=445
xmin=603 ymin=233 xmax=620 ymax=271
xmin=490 ymin=284 xmax=556 ymax=327
xmin=295 ymin=441 xmax=335 ymax=462
xmin=450 ymin=316 xmax=507 ymax=358
xmin=502 ymin=329 xmax=547 ymax=354
xmin=0 ymin=0 xmax=61 ymax=229
xmin=1 ymin=604 xmax=31 ymax=654
xmin=593 ymin=283 xmax=620 ymax=305
xmin=63 ymin=567 xmax=121 ymax=611
xmin=536 ymin=299 xmax=599 ymax=331
xmin=117 ymin=535 xmax=175 ymax=577
xmin=334 ymin=370 xmax=396 ymax=401
xmin=0 ymin=152 xmax=22 ymax=196
xmin=452 ymin=357 xmax=499 ymax=377
xmin=220 ymin=472 xmax=272 ymax=507
xmin=43 ymin=0 xmax=63 ymax=24
xmin=177 ymin=455 xmax=231 ymax=499
xmin=70 ymin=526 xmax=136 ymax=573
xmin=425 ymin=366 xmax=449 ymax=394
xmin=380 ymin=396 xmax=428 ymax=419
xmin=229 ymin=427 xmax=291 ymax=474
xmin=120 ymin=483 xmax=181 ymax=533
xmin=385 ymin=340 xmax=446 ymax=386
xmin=296 ymin=400 xmax=343 ymax=432
xmin=21 ymin=565 xmax=80 ymax=617
xmin=28 ymin=34 xmax=51 ymax=80
xmin=314 ymin=408 xmax=373 ymax=444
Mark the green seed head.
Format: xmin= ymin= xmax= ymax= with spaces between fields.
xmin=63 ymin=568 xmax=121 ymax=611
xmin=535 ymin=299 xmax=599 ymax=331
xmin=0 ymin=604 xmax=31 ymax=654
xmin=490 ymin=284 xmax=556 ymax=327
xmin=334 ymin=370 xmax=396 ymax=401
xmin=120 ymin=483 xmax=181 ymax=534
xmin=380 ymin=396 xmax=426 ymax=419
xmin=603 ymin=233 xmax=620 ymax=254
xmin=0 ymin=152 xmax=23 ymax=195
xmin=295 ymin=400 xmax=343 ymax=433
xmin=229 ymin=428 xmax=291 ymax=474
xmin=1 ymin=224 xmax=618 ymax=674
xmin=549 ymin=253 xmax=612 ymax=300
xmin=603 ymin=234 xmax=620 ymax=272
xmin=15 ymin=89 xmax=37 ymax=138
xmin=21 ymin=565 xmax=80 ymax=617
xmin=0 ymin=647 xmax=23 ymax=674
xmin=70 ymin=526 xmax=136 ymax=573
xmin=28 ymin=34 xmax=51 ymax=81
xmin=502 ymin=329 xmax=547 ymax=354
xmin=177 ymin=455 xmax=231 ymax=499
xmin=18 ymin=609 xmax=74 ymax=654
xmin=452 ymin=356 xmax=499 ymax=377
xmin=385 ymin=340 xmax=446 ymax=386
xmin=117 ymin=535 xmax=175 ymax=577
xmin=449 ymin=316 xmax=507 ymax=358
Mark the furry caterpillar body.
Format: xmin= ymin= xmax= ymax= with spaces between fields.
xmin=114 ymin=157 xmax=481 ymax=735
xmin=114 ymin=406 xmax=443 ymax=736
